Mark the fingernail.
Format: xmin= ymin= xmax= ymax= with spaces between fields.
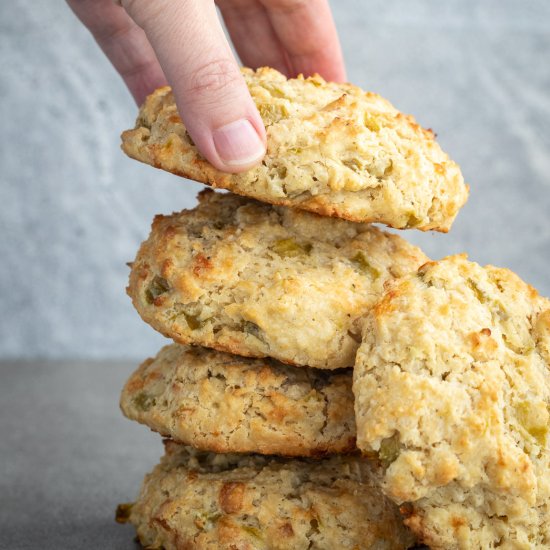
xmin=212 ymin=119 xmax=265 ymax=168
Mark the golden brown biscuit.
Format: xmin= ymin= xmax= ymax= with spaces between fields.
xmin=124 ymin=441 xmax=416 ymax=550
xmin=121 ymin=67 xmax=468 ymax=232
xmin=120 ymin=344 xmax=355 ymax=457
xmin=127 ymin=190 xmax=428 ymax=369
xmin=353 ymin=255 xmax=550 ymax=549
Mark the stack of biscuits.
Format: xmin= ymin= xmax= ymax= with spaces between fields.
xmin=116 ymin=68 xmax=549 ymax=549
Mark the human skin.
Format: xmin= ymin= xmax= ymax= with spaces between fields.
xmin=66 ymin=0 xmax=346 ymax=172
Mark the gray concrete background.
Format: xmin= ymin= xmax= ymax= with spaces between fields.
xmin=1 ymin=0 xmax=549 ymax=360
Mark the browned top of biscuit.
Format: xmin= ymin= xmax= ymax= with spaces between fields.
xmin=127 ymin=190 xmax=428 ymax=369
xmin=354 ymin=254 xmax=550 ymax=549
xmin=121 ymin=67 xmax=468 ymax=232
xmin=128 ymin=441 xmax=416 ymax=550
xmin=121 ymin=344 xmax=356 ymax=457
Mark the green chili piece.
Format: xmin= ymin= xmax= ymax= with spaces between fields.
xmin=351 ymin=252 xmax=381 ymax=280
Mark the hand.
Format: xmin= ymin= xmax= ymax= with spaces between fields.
xmin=67 ymin=0 xmax=346 ymax=173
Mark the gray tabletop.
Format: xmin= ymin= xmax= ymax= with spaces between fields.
xmin=0 ymin=360 xmax=163 ymax=550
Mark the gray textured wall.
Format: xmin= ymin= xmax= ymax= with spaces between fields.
xmin=1 ymin=0 xmax=549 ymax=360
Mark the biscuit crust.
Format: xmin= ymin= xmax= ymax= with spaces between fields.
xmin=353 ymin=255 xmax=550 ymax=549
xmin=120 ymin=344 xmax=356 ymax=457
xmin=127 ymin=190 xmax=428 ymax=369
xmin=127 ymin=441 xmax=415 ymax=550
xmin=121 ymin=67 xmax=468 ymax=232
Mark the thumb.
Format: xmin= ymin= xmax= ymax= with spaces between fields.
xmin=121 ymin=0 xmax=266 ymax=173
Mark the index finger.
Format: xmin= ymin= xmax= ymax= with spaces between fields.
xmin=260 ymin=0 xmax=346 ymax=82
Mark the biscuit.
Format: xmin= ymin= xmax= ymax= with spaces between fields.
xmin=353 ymin=255 xmax=550 ymax=549
xmin=124 ymin=440 xmax=415 ymax=550
xmin=120 ymin=344 xmax=355 ymax=457
xmin=121 ymin=67 xmax=468 ymax=232
xmin=127 ymin=190 xmax=428 ymax=369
